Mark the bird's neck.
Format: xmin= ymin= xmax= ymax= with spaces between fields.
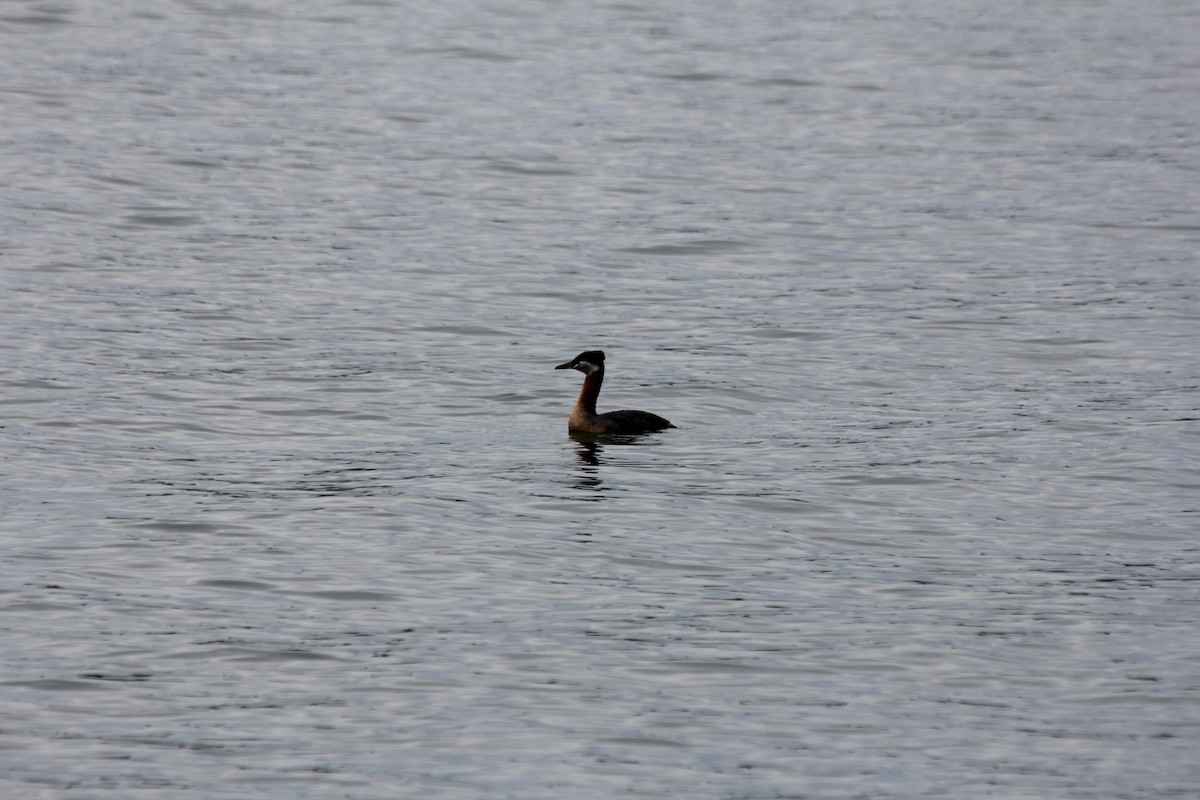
xmin=575 ymin=367 xmax=604 ymax=414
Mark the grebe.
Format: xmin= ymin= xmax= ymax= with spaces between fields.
xmin=555 ymin=350 xmax=675 ymax=434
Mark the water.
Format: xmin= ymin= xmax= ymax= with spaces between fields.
xmin=2 ymin=1 xmax=1198 ymax=797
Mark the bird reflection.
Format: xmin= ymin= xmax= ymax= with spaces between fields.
xmin=570 ymin=432 xmax=602 ymax=465
xmin=566 ymin=431 xmax=660 ymax=493
xmin=569 ymin=433 xmax=604 ymax=491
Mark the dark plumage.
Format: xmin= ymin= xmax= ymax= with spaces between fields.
xmin=554 ymin=350 xmax=674 ymax=434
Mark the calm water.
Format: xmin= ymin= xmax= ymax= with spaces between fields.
xmin=2 ymin=1 xmax=1198 ymax=797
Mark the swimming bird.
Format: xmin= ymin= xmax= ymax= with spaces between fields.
xmin=555 ymin=350 xmax=674 ymax=434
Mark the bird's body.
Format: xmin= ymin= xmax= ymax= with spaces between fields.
xmin=555 ymin=350 xmax=674 ymax=435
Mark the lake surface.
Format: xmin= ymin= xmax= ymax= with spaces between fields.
xmin=2 ymin=1 xmax=1198 ymax=797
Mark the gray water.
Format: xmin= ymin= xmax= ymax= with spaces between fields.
xmin=2 ymin=1 xmax=1198 ymax=798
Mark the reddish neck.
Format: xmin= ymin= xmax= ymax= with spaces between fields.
xmin=576 ymin=366 xmax=604 ymax=414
